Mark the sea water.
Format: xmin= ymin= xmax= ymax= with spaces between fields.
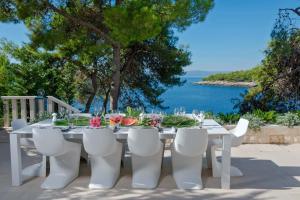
xmin=74 ymin=71 xmax=248 ymax=114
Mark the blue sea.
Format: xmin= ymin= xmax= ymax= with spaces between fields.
xmin=75 ymin=71 xmax=248 ymax=114
xmin=160 ymin=71 xmax=247 ymax=114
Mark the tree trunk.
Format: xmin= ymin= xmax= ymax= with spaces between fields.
xmin=84 ymin=93 xmax=96 ymax=113
xmin=84 ymin=72 xmax=98 ymax=113
xmin=102 ymin=89 xmax=110 ymax=114
xmin=110 ymin=45 xmax=121 ymax=111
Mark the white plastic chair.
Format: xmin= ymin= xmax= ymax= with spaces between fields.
xmin=210 ymin=118 xmax=249 ymax=177
xmin=12 ymin=119 xmax=47 ymax=179
xmin=32 ymin=127 xmax=81 ymax=189
xmin=83 ymin=128 xmax=122 ymax=189
xmin=68 ymin=113 xmax=92 ymax=163
xmin=172 ymin=128 xmax=208 ymax=189
xmin=128 ymin=128 xmax=163 ymax=189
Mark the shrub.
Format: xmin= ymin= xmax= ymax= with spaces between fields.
xmin=242 ymin=113 xmax=265 ymax=131
xmin=0 ymin=117 xmax=3 ymax=128
xmin=276 ymin=112 xmax=300 ymax=127
xmin=253 ymin=109 xmax=277 ymax=123
xmin=215 ymin=113 xmax=240 ymax=125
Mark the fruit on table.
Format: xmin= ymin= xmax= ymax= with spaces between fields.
xmin=109 ymin=115 xmax=123 ymax=125
xmin=121 ymin=117 xmax=138 ymax=126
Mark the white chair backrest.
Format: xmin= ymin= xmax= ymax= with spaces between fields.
xmin=32 ymin=128 xmax=65 ymax=156
xmin=231 ymin=118 xmax=249 ymax=137
xmin=12 ymin=119 xmax=27 ymax=131
xmin=83 ymin=128 xmax=117 ymax=156
xmin=174 ymin=128 xmax=208 ymax=157
xmin=70 ymin=113 xmax=92 ymax=118
xmin=128 ymin=128 xmax=160 ymax=157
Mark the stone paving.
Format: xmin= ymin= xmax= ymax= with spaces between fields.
xmin=0 ymin=131 xmax=300 ymax=200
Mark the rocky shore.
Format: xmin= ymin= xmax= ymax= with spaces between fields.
xmin=193 ymin=80 xmax=257 ymax=87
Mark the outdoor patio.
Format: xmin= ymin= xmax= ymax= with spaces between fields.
xmin=1 ymin=131 xmax=300 ymax=200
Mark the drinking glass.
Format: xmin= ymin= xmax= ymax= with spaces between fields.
xmin=192 ymin=109 xmax=199 ymax=120
xmin=180 ymin=107 xmax=186 ymax=116
xmin=174 ymin=108 xmax=178 ymax=116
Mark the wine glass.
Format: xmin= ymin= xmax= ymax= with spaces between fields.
xmin=180 ymin=107 xmax=186 ymax=116
xmin=174 ymin=108 xmax=178 ymax=116
xmin=192 ymin=109 xmax=199 ymax=120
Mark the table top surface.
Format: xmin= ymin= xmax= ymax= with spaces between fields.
xmin=11 ymin=118 xmax=230 ymax=136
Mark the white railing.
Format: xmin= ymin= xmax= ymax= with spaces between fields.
xmin=1 ymin=96 xmax=80 ymax=128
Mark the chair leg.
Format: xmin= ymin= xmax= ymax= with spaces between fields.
xmin=131 ymin=144 xmax=163 ymax=189
xmin=41 ymin=143 xmax=81 ymax=189
xmin=211 ymin=145 xmax=243 ymax=177
xmin=89 ymin=142 xmax=122 ymax=189
xmin=172 ymin=148 xmax=204 ymax=189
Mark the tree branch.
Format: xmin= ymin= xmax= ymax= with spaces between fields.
xmin=280 ymin=7 xmax=300 ymax=16
xmin=44 ymin=0 xmax=118 ymax=47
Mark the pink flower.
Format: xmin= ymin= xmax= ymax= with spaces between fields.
xmin=90 ymin=117 xmax=101 ymax=127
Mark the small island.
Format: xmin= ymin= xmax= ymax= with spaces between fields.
xmin=194 ymin=67 xmax=260 ymax=87
xmin=194 ymin=80 xmax=257 ymax=87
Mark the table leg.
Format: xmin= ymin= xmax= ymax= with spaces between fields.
xmin=10 ymin=134 xmax=22 ymax=186
xmin=206 ymin=145 xmax=212 ymax=169
xmin=221 ymin=134 xmax=231 ymax=189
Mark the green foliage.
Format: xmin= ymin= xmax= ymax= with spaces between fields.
xmin=120 ymin=28 xmax=190 ymax=109
xmin=0 ymin=0 xmax=214 ymax=111
xmin=276 ymin=112 xmax=300 ymax=127
xmin=214 ymin=113 xmax=240 ymax=125
xmin=203 ymin=66 xmax=261 ymax=82
xmin=54 ymin=117 xmax=91 ymax=127
xmin=0 ymin=41 xmax=77 ymax=103
xmin=103 ymin=1 xmax=162 ymax=45
xmin=31 ymin=112 xmax=52 ymax=123
xmin=125 ymin=106 xmax=142 ymax=118
xmin=252 ymin=109 xmax=277 ymax=123
xmin=0 ymin=117 xmax=3 ymax=128
xmin=242 ymin=113 xmax=265 ymax=131
xmin=237 ymin=11 xmax=300 ymax=113
xmin=162 ymin=115 xmax=198 ymax=128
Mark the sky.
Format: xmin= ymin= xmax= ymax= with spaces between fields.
xmin=0 ymin=0 xmax=299 ymax=72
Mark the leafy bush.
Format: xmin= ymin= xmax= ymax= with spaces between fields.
xmin=276 ymin=112 xmax=300 ymax=127
xmin=215 ymin=113 xmax=240 ymax=125
xmin=253 ymin=109 xmax=277 ymax=123
xmin=242 ymin=113 xmax=265 ymax=131
xmin=204 ymin=111 xmax=214 ymax=119
xmin=125 ymin=106 xmax=142 ymax=118
xmin=31 ymin=112 xmax=52 ymax=123
xmin=0 ymin=117 xmax=3 ymax=128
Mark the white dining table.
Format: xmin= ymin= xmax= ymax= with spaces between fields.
xmin=10 ymin=118 xmax=232 ymax=189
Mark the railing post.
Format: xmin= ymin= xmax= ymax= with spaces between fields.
xmin=38 ymin=98 xmax=44 ymax=116
xmin=3 ymin=100 xmax=10 ymax=127
xmin=20 ymin=99 xmax=27 ymax=121
xmin=58 ymin=105 xmax=63 ymax=113
xmin=11 ymin=99 xmax=18 ymax=120
xmin=29 ymin=99 xmax=35 ymax=121
xmin=47 ymin=98 xmax=53 ymax=113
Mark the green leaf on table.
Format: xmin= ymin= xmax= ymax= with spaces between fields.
xmin=162 ymin=115 xmax=198 ymax=128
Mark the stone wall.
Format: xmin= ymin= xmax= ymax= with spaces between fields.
xmin=225 ymin=125 xmax=300 ymax=144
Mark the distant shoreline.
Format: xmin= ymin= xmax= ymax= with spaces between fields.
xmin=193 ymin=81 xmax=257 ymax=87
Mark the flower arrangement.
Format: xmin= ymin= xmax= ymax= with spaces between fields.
xmin=140 ymin=115 xmax=162 ymax=127
xmin=89 ymin=116 xmax=101 ymax=128
xmin=109 ymin=115 xmax=123 ymax=126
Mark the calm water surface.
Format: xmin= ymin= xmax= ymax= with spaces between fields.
xmin=160 ymin=71 xmax=247 ymax=114
xmin=75 ymin=71 xmax=247 ymax=114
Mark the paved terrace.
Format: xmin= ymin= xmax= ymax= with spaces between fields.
xmin=0 ymin=130 xmax=300 ymax=200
